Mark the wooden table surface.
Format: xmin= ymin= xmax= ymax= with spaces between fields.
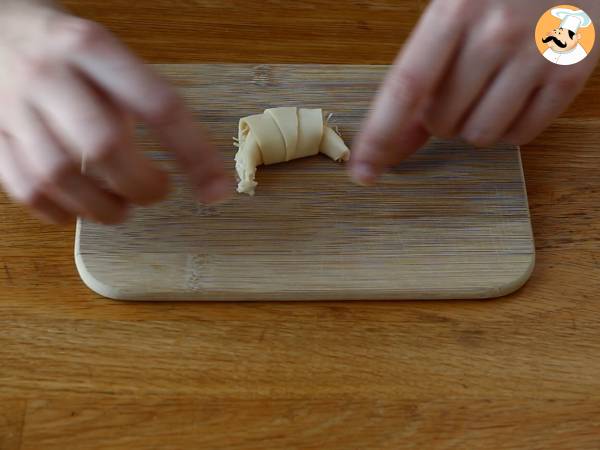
xmin=2 ymin=1 xmax=600 ymax=448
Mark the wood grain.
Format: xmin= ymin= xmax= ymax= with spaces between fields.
xmin=2 ymin=316 xmax=600 ymax=400
xmin=0 ymin=400 xmax=25 ymax=450
xmin=76 ymin=64 xmax=534 ymax=300
xmin=58 ymin=0 xmax=600 ymax=118
xmin=20 ymin=398 xmax=600 ymax=450
xmin=1 ymin=0 xmax=599 ymax=448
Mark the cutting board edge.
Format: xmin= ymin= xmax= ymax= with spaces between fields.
xmin=73 ymin=64 xmax=536 ymax=302
xmin=74 ymin=229 xmax=536 ymax=302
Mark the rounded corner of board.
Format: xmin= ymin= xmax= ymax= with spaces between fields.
xmin=483 ymin=251 xmax=537 ymax=300
xmin=74 ymin=251 xmax=124 ymax=301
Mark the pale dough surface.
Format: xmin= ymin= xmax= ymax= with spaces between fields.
xmin=235 ymin=107 xmax=350 ymax=195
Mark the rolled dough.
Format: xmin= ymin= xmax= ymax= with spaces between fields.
xmin=234 ymin=107 xmax=350 ymax=195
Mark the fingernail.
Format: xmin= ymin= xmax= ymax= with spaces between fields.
xmin=351 ymin=162 xmax=379 ymax=186
xmin=198 ymin=175 xmax=234 ymax=204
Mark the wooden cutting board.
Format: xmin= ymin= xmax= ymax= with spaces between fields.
xmin=75 ymin=64 xmax=535 ymax=301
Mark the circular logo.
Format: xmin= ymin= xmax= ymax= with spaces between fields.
xmin=535 ymin=4 xmax=595 ymax=66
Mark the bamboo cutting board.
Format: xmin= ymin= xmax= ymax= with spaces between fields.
xmin=75 ymin=64 xmax=535 ymax=301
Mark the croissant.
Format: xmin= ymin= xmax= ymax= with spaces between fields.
xmin=234 ymin=107 xmax=350 ymax=195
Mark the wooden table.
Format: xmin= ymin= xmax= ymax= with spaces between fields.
xmin=2 ymin=1 xmax=600 ymax=448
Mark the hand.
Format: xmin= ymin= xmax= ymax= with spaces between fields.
xmin=350 ymin=0 xmax=600 ymax=185
xmin=0 ymin=2 xmax=233 ymax=225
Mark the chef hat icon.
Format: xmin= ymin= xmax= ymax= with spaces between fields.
xmin=551 ymin=8 xmax=592 ymax=34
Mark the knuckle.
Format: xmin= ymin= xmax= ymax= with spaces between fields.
xmin=386 ymin=70 xmax=423 ymax=109
xmin=40 ymin=158 xmax=74 ymax=185
xmin=462 ymin=128 xmax=494 ymax=148
xmin=54 ymin=17 xmax=108 ymax=52
xmin=145 ymin=92 xmax=185 ymax=126
xmin=481 ymin=8 xmax=523 ymax=49
xmin=17 ymin=54 xmax=55 ymax=81
xmin=85 ymin=131 xmax=121 ymax=164
xmin=82 ymin=125 xmax=124 ymax=163
xmin=552 ymin=72 xmax=583 ymax=91
xmin=357 ymin=130 xmax=392 ymax=162
xmin=18 ymin=181 xmax=46 ymax=209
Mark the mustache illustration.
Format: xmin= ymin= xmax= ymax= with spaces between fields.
xmin=542 ymin=35 xmax=568 ymax=48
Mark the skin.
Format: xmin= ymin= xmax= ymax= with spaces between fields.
xmin=0 ymin=0 xmax=599 ymax=223
xmin=0 ymin=0 xmax=233 ymax=225
xmin=350 ymin=0 xmax=600 ymax=185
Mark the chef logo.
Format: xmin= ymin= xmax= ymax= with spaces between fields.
xmin=535 ymin=5 xmax=595 ymax=66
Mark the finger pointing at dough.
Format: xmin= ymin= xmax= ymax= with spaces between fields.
xmin=351 ymin=0 xmax=470 ymax=185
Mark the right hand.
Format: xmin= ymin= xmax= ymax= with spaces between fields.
xmin=350 ymin=0 xmax=600 ymax=186
xmin=0 ymin=2 xmax=233 ymax=225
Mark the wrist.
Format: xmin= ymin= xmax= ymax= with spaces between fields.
xmin=4 ymin=0 xmax=61 ymax=14
xmin=0 ymin=1 xmax=65 ymax=40
xmin=5 ymin=0 xmax=57 ymax=5
xmin=1 ymin=0 xmax=64 ymax=23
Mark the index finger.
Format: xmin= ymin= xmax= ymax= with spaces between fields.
xmin=49 ymin=17 xmax=233 ymax=203
xmin=351 ymin=0 xmax=471 ymax=184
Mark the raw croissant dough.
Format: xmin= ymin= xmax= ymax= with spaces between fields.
xmin=234 ymin=107 xmax=350 ymax=195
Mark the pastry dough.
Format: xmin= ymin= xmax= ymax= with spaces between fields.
xmin=234 ymin=107 xmax=350 ymax=195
